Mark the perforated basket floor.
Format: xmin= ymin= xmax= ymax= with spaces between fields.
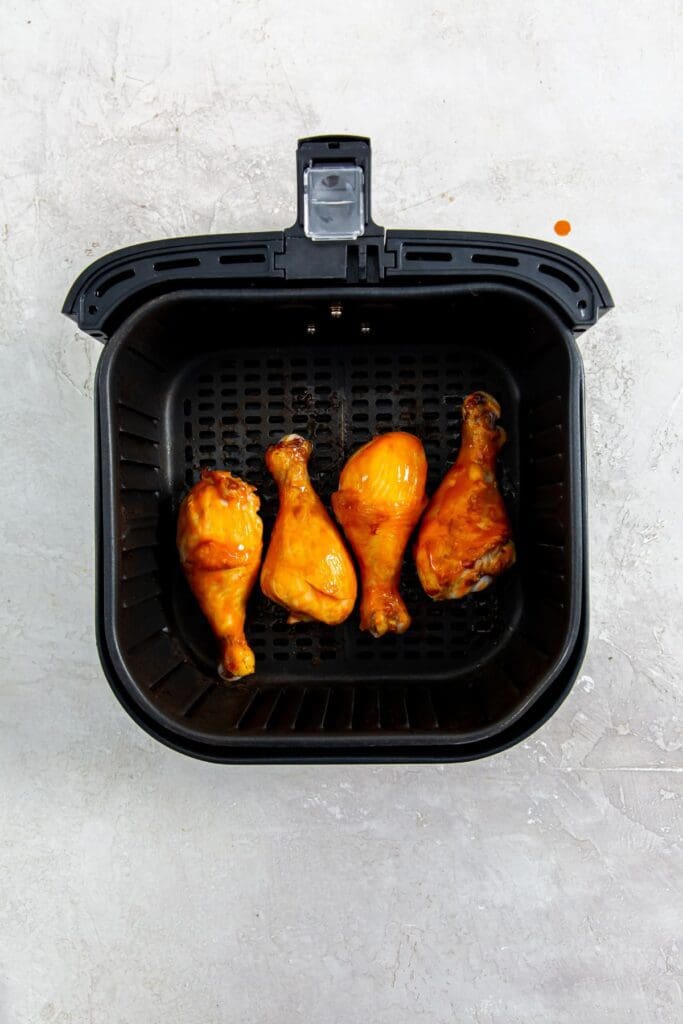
xmin=170 ymin=339 xmax=519 ymax=685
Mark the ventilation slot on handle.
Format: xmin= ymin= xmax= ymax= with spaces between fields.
xmin=219 ymin=252 xmax=267 ymax=265
xmin=152 ymin=257 xmax=202 ymax=272
xmin=538 ymin=263 xmax=580 ymax=293
xmin=404 ymin=250 xmax=453 ymax=263
xmin=471 ymin=253 xmax=519 ymax=267
xmin=95 ymin=268 xmax=136 ymax=298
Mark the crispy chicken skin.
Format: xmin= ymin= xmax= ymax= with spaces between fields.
xmin=177 ymin=470 xmax=263 ymax=679
xmin=260 ymin=435 xmax=357 ymax=625
xmin=332 ymin=432 xmax=427 ymax=637
xmin=414 ymin=392 xmax=515 ymax=600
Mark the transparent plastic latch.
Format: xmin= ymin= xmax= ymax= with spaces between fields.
xmin=303 ymin=163 xmax=365 ymax=241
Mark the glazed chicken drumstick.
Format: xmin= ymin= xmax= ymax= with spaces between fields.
xmin=332 ymin=432 xmax=427 ymax=637
xmin=261 ymin=435 xmax=357 ymax=625
xmin=414 ymin=391 xmax=515 ymax=600
xmin=177 ymin=470 xmax=263 ymax=680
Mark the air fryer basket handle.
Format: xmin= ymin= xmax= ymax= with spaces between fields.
xmin=62 ymin=135 xmax=612 ymax=340
xmin=286 ymin=134 xmax=384 ymax=239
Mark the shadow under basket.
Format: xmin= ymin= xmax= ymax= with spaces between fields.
xmin=65 ymin=135 xmax=612 ymax=761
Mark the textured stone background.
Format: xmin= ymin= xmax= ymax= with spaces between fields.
xmin=1 ymin=2 xmax=681 ymax=1022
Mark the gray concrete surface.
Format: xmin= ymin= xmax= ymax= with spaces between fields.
xmin=1 ymin=2 xmax=681 ymax=1022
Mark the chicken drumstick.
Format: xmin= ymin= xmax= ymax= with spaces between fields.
xmin=414 ymin=391 xmax=515 ymax=600
xmin=261 ymin=434 xmax=357 ymax=625
xmin=332 ymin=432 xmax=427 ymax=637
xmin=177 ymin=469 xmax=263 ymax=679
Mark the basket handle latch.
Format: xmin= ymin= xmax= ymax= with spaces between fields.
xmin=281 ymin=135 xmax=385 ymax=280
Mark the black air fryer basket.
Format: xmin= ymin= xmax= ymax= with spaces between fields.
xmin=64 ymin=136 xmax=612 ymax=762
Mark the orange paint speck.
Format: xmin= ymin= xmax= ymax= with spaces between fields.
xmin=554 ymin=219 xmax=571 ymax=236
